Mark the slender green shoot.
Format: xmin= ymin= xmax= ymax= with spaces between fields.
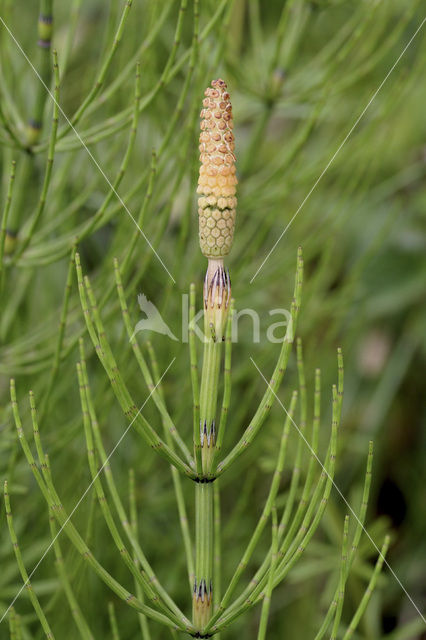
xmin=342 ymin=536 xmax=391 ymax=639
xmin=257 ymin=506 xmax=279 ymax=640
xmin=4 ymin=481 xmax=55 ymax=639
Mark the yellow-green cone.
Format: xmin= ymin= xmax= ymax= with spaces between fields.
xmin=197 ymin=79 xmax=237 ymax=258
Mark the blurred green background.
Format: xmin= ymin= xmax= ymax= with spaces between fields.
xmin=0 ymin=0 xmax=425 ymax=638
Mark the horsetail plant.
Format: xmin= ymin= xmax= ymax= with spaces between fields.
xmin=5 ymin=79 xmax=390 ymax=639
xmin=193 ymin=78 xmax=237 ymax=629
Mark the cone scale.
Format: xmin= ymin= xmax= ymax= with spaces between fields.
xmin=197 ymin=78 xmax=237 ymax=259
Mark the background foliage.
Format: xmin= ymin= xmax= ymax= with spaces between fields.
xmin=0 ymin=0 xmax=425 ymax=638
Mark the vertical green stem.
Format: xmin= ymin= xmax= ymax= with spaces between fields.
xmin=189 ymin=283 xmax=202 ymax=475
xmin=0 ymin=159 xmax=16 ymax=286
xmin=193 ymin=257 xmax=230 ymax=630
xmin=213 ymin=481 xmax=221 ymax=613
xmin=193 ymin=482 xmax=214 ymax=631
xmin=199 ymin=336 xmax=222 ymax=476
xmin=27 ymin=0 xmax=53 ymax=146
xmin=108 ymin=602 xmax=121 ymax=640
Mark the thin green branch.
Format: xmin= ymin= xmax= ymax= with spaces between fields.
xmin=217 ymin=248 xmax=303 ymax=475
xmin=0 ymin=95 xmax=22 ymax=147
xmin=9 ymin=380 xmax=191 ymax=631
xmin=331 ymin=515 xmax=350 ymax=640
xmin=121 ymin=150 xmax=157 ymax=274
xmin=342 ymin=536 xmax=390 ymax=639
xmin=4 ymin=481 xmax=55 ymax=639
xmin=212 ymin=300 xmax=234 ymax=470
xmin=215 ymin=367 xmax=320 ymax=626
xmin=75 ymin=253 xmax=195 ymax=478
xmin=145 ymin=340 xmax=195 ymax=590
xmin=210 ymin=392 xmax=297 ymax=628
xmin=77 ymin=363 xmax=186 ymax=626
xmin=209 ymin=362 xmax=341 ymax=632
xmin=314 ymin=442 xmax=374 ymax=640
xmin=13 ymin=49 xmax=59 ymax=260
xmin=76 ymin=62 xmax=142 ymax=242
xmin=129 ymin=469 xmax=152 ymax=640
xmin=48 ymin=513 xmax=94 ymax=639
xmin=108 ymin=602 xmax=121 ymax=640
xmin=257 ymin=507 xmax=278 ymax=640
xmin=114 ymin=258 xmax=193 ymax=467
xmin=39 ymin=245 xmax=76 ymax=421
xmin=58 ymin=0 xmax=82 ymax=81
xmin=0 ymin=159 xmax=16 ymax=287
xmin=48 ymin=0 xmax=228 ymax=152
xmin=77 ymin=347 xmax=193 ymax=629
xmin=56 ymin=0 xmax=134 ymax=141
xmin=8 ymin=606 xmax=18 ymax=640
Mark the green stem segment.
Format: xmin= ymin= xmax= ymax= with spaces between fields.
xmin=27 ymin=0 xmax=53 ymax=145
xmin=193 ymin=482 xmax=214 ymax=630
xmin=193 ymin=259 xmax=230 ymax=633
xmin=193 ymin=333 xmax=219 ymax=631
xmin=199 ymin=337 xmax=222 ymax=476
